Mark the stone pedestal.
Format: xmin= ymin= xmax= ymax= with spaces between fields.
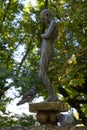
xmin=29 ymin=102 xmax=68 ymax=126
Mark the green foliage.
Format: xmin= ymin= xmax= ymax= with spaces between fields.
xmin=0 ymin=0 xmax=87 ymax=126
xmin=16 ymin=114 xmax=36 ymax=126
xmin=0 ymin=114 xmax=35 ymax=127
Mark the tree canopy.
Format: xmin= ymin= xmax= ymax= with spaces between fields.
xmin=0 ymin=0 xmax=87 ymax=126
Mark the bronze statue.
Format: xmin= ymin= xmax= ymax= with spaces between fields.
xmin=39 ymin=9 xmax=58 ymax=102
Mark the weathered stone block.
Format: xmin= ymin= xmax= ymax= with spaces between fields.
xmin=29 ymin=102 xmax=68 ymax=112
xmin=29 ymin=102 xmax=68 ymax=126
xmin=0 ymin=126 xmax=87 ymax=130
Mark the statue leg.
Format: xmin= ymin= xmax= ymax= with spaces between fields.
xmin=39 ymin=41 xmax=56 ymax=101
xmin=39 ymin=62 xmax=56 ymax=102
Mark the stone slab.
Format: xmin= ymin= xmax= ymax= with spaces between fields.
xmin=29 ymin=102 xmax=68 ymax=112
xmin=0 ymin=126 xmax=87 ymax=130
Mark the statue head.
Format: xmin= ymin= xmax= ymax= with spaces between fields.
xmin=40 ymin=9 xmax=52 ymax=24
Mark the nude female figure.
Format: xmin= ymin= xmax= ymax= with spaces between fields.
xmin=39 ymin=9 xmax=58 ymax=102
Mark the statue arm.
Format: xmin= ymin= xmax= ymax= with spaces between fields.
xmin=41 ymin=20 xmax=56 ymax=39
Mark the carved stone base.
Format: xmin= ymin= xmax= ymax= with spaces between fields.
xmin=29 ymin=102 xmax=68 ymax=126
xmin=36 ymin=110 xmax=58 ymax=125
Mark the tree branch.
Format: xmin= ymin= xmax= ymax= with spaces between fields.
xmin=16 ymin=41 xmax=34 ymax=76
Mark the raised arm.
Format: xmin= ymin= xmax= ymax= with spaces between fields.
xmin=41 ymin=20 xmax=56 ymax=39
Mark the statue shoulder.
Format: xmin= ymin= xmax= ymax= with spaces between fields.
xmin=50 ymin=20 xmax=58 ymax=28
